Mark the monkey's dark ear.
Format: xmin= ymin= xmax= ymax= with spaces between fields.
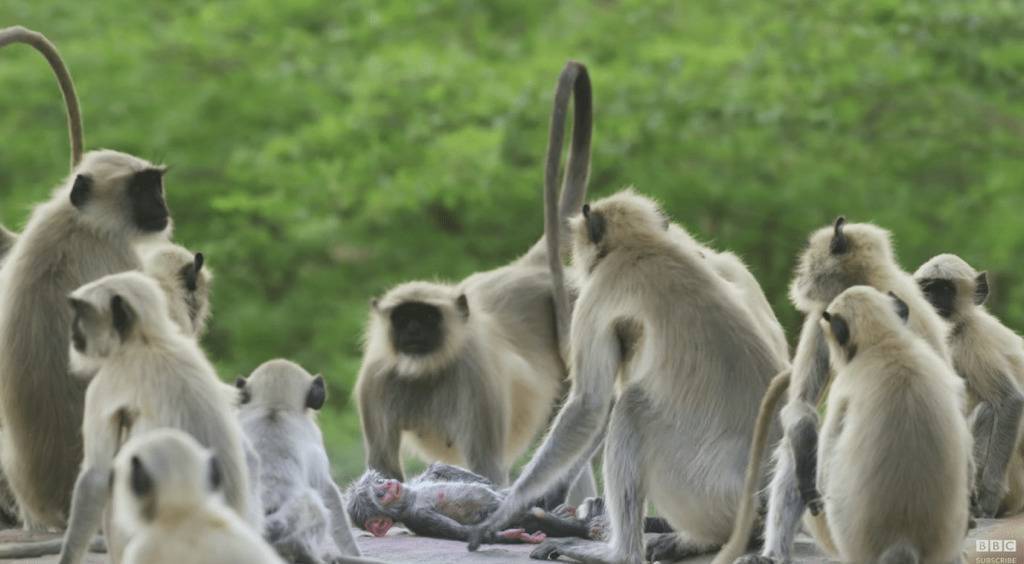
xmin=582 ymin=203 xmax=591 ymax=218
xmin=584 ymin=206 xmax=605 ymax=244
xmin=194 ymin=252 xmax=205 ymax=274
xmin=234 ymin=377 xmax=251 ymax=405
xmin=69 ymin=296 xmax=93 ymax=317
xmin=975 ymin=272 xmax=990 ymax=305
xmin=208 ymin=455 xmax=223 ymax=490
xmin=829 ymin=216 xmax=848 ymax=255
xmin=130 ymin=455 xmax=153 ymax=498
xmin=111 ymin=295 xmax=135 ymax=340
xmin=821 ymin=311 xmax=831 ymax=322
xmin=306 ymin=375 xmax=326 ymax=410
xmin=183 ymin=254 xmax=203 ymax=292
xmin=828 ymin=313 xmax=850 ymax=346
xmin=456 ymin=294 xmax=469 ymax=318
xmin=70 ymin=174 xmax=93 ymax=208
xmin=370 ymin=297 xmax=380 ymax=311
xmin=888 ymin=291 xmax=910 ymax=323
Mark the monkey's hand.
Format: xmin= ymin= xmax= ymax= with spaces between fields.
xmin=973 ymin=480 xmax=1006 ymax=518
xmin=496 ymin=529 xmax=546 ymax=544
xmin=466 ymin=502 xmax=520 ymax=551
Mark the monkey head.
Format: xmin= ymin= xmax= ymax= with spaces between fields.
xmin=914 ymin=254 xmax=988 ymax=320
xmin=790 ymin=217 xmax=899 ymax=313
xmin=112 ymin=429 xmax=225 ymax=531
xmin=235 ymin=358 xmax=326 ymax=413
xmin=142 ymin=244 xmax=212 ymax=337
xmin=66 ymin=150 xmax=172 ymax=239
xmin=820 ymin=286 xmax=910 ymax=366
xmin=68 ymin=271 xmax=176 ymax=371
xmin=367 ymin=281 xmax=470 ymax=376
xmin=345 ymin=469 xmax=408 ymax=537
xmin=570 ymin=189 xmax=671 ymax=274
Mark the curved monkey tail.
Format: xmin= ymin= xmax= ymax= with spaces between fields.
xmin=544 ymin=60 xmax=592 ymax=354
xmin=712 ymin=368 xmax=792 ymax=564
xmin=0 ymin=26 xmax=84 ymax=170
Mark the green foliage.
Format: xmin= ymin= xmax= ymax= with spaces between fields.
xmin=2 ymin=0 xmax=1022 ymax=481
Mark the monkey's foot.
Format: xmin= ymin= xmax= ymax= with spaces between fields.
xmin=530 ymin=538 xmax=628 ymax=564
xmin=498 ymin=528 xmax=546 ymax=544
xmin=551 ymin=503 xmax=577 ymax=519
xmin=645 ymin=533 xmax=717 ymax=562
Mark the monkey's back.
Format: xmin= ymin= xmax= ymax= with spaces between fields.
xmin=0 ymin=201 xmax=140 ymax=527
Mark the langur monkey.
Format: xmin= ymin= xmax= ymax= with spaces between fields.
xmin=0 ymin=26 xmax=173 ymax=529
xmin=469 ymin=190 xmax=786 ymax=564
xmin=112 ymin=429 xmax=286 ymax=564
xmin=141 ymin=243 xmax=211 ymax=337
xmin=916 ymin=254 xmax=1024 ymax=517
xmin=716 ymin=218 xmax=953 ymax=564
xmin=356 ymin=62 xmax=593 ymax=496
xmin=57 ymin=272 xmax=254 ymax=564
xmin=811 ymin=287 xmax=968 ymax=563
xmin=236 ymin=359 xmax=384 ymax=564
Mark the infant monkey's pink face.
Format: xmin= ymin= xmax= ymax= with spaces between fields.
xmin=373 ymin=477 xmax=403 ymax=505
xmin=365 ymin=516 xmax=393 ymax=537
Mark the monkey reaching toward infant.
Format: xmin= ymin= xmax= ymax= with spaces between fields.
xmin=112 ymin=429 xmax=285 ymax=564
xmin=237 ymin=359 xmax=383 ymax=564
xmin=916 ymin=254 xmax=1024 ymax=518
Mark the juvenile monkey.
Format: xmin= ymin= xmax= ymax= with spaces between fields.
xmin=916 ymin=254 xmax=1024 ymax=517
xmin=141 ymin=243 xmax=211 ymax=337
xmin=811 ymin=287 xmax=969 ymax=563
xmin=237 ymin=359 xmax=383 ymax=564
xmin=112 ymin=429 xmax=285 ymax=564
xmin=719 ymin=218 xmax=953 ymax=564
xmin=0 ymin=26 xmax=172 ymax=528
xmin=356 ymin=62 xmax=593 ymax=495
xmin=469 ymin=190 xmax=785 ymax=564
xmin=57 ymin=272 xmax=253 ymax=564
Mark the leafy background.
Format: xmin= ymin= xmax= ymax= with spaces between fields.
xmin=2 ymin=0 xmax=1022 ymax=481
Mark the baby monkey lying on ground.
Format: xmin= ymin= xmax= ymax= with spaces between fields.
xmin=345 ymin=463 xmax=670 ymax=544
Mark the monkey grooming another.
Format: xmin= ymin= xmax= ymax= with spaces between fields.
xmin=55 ymin=272 xmax=254 ymax=564
xmin=237 ymin=359 xmax=384 ymax=564
xmin=718 ymin=218 xmax=955 ymax=564
xmin=811 ymin=287 xmax=969 ymax=563
xmin=468 ymin=190 xmax=785 ymax=564
xmin=113 ymin=429 xmax=286 ymax=564
xmin=916 ymin=254 xmax=1024 ymax=518
xmin=0 ymin=26 xmax=173 ymax=529
xmin=356 ymin=62 xmax=593 ymax=500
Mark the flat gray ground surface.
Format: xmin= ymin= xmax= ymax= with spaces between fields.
xmin=0 ymin=517 xmax=1021 ymax=563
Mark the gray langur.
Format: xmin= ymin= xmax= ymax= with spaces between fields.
xmin=56 ymin=272 xmax=254 ymax=564
xmin=916 ymin=253 xmax=1024 ymax=517
xmin=0 ymin=26 xmax=174 ymax=529
xmin=468 ymin=190 xmax=786 ymax=564
xmin=236 ymin=359 xmax=384 ymax=564
xmin=141 ymin=243 xmax=211 ymax=337
xmin=718 ymin=218 xmax=953 ymax=564
xmin=811 ymin=287 xmax=969 ymax=563
xmin=356 ymin=62 xmax=593 ymax=498
xmin=112 ymin=429 xmax=285 ymax=564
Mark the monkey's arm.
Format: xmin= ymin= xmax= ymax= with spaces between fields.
xmin=321 ymin=479 xmax=366 ymax=557
xmin=57 ymin=465 xmax=109 ymax=564
xmin=970 ymin=366 xmax=1024 ymax=516
xmin=784 ymin=317 xmax=831 ymax=515
xmin=467 ymin=324 xmax=618 ymax=550
xmin=357 ymin=374 xmax=404 ymax=481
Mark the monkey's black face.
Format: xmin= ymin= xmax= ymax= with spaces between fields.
xmin=918 ymin=278 xmax=956 ymax=318
xmin=128 ymin=168 xmax=170 ymax=232
xmin=390 ymin=302 xmax=444 ymax=355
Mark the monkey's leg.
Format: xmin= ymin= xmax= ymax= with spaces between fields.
xmin=530 ymin=393 xmax=645 ymax=564
xmin=970 ymin=402 xmax=995 ymax=513
xmin=538 ymin=415 xmax=608 ymax=509
xmin=57 ymin=465 xmax=109 ymax=564
xmin=750 ymin=440 xmax=803 ymax=564
xmin=322 ymin=482 xmax=379 ymax=560
xmin=974 ymin=380 xmax=1024 ymax=517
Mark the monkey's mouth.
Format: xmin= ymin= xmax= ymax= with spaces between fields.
xmin=380 ymin=480 xmax=402 ymax=505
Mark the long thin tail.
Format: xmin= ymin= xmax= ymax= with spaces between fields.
xmin=0 ymin=26 xmax=83 ymax=170
xmin=544 ymin=60 xmax=593 ymax=355
xmin=712 ymin=369 xmax=792 ymax=564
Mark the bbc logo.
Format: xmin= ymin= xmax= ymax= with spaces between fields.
xmin=977 ymin=539 xmax=1018 ymax=553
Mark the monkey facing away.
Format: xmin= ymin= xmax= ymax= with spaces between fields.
xmin=112 ymin=429 xmax=285 ymax=564
xmin=56 ymin=272 xmax=254 ymax=564
xmin=468 ymin=189 xmax=786 ymax=564
xmin=236 ymin=359 xmax=383 ymax=564
xmin=717 ymin=218 xmax=954 ymax=564
xmin=812 ymin=287 xmax=969 ymax=563
xmin=141 ymin=243 xmax=211 ymax=338
xmin=356 ymin=62 xmax=593 ymax=496
xmin=0 ymin=26 xmax=173 ymax=529
xmin=916 ymin=254 xmax=1024 ymax=518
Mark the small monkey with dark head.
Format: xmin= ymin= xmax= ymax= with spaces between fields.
xmin=0 ymin=26 xmax=173 ymax=529
xmin=141 ymin=243 xmax=211 ymax=338
xmin=916 ymin=254 xmax=1024 ymax=518
xmin=356 ymin=62 xmax=593 ymax=495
